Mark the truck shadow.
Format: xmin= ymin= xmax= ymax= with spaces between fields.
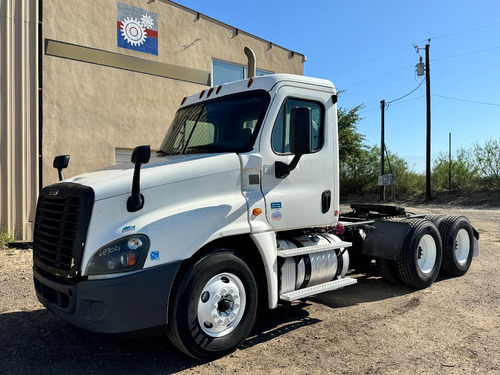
xmin=0 ymin=272 xmax=448 ymax=374
xmin=310 ymin=267 xmax=453 ymax=308
xmin=311 ymin=272 xmax=415 ymax=308
xmin=0 ymin=306 xmax=318 ymax=374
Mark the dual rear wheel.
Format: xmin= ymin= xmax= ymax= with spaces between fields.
xmin=377 ymin=216 xmax=475 ymax=288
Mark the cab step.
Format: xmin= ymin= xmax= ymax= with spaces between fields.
xmin=279 ymin=277 xmax=357 ymax=302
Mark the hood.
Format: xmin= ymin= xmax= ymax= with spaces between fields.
xmin=66 ymin=153 xmax=241 ymax=201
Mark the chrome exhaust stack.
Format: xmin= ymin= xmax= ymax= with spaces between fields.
xmin=244 ymin=47 xmax=256 ymax=78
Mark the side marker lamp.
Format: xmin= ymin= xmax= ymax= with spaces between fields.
xmin=252 ymin=208 xmax=262 ymax=216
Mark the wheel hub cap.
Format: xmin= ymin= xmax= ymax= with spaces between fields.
xmin=197 ymin=273 xmax=246 ymax=337
xmin=417 ymin=234 xmax=437 ymax=275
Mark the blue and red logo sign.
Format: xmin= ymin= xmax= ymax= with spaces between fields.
xmin=117 ymin=2 xmax=158 ymax=55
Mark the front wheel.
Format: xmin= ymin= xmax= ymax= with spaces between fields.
xmin=167 ymin=249 xmax=258 ymax=360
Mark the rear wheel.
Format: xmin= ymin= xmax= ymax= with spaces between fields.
xmin=438 ymin=216 xmax=474 ymax=276
xmin=397 ymin=219 xmax=442 ymax=289
xmin=377 ymin=258 xmax=400 ymax=284
xmin=424 ymin=214 xmax=446 ymax=227
xmin=167 ymin=248 xmax=258 ymax=360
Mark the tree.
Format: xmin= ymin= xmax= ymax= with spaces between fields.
xmin=337 ymin=104 xmax=372 ymax=194
xmin=432 ymin=148 xmax=479 ymax=192
xmin=337 ymin=105 xmax=365 ymax=161
xmin=340 ymin=146 xmax=379 ymax=194
xmin=379 ymin=146 xmax=424 ymax=195
xmin=473 ymin=139 xmax=500 ymax=189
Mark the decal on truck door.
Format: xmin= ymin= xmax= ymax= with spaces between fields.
xmin=271 ymin=202 xmax=282 ymax=221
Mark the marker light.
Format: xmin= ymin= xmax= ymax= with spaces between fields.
xmin=252 ymin=208 xmax=262 ymax=216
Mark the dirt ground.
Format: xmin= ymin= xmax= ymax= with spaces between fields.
xmin=1 ymin=200 xmax=499 ymax=375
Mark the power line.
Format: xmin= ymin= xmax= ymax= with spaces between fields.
xmin=338 ymin=43 xmax=499 ymax=92
xmin=329 ymin=22 xmax=500 ymax=79
xmin=360 ymin=95 xmax=426 ymax=113
xmin=432 ymin=94 xmax=500 ymax=107
xmin=387 ymin=79 xmax=425 ymax=105
xmin=327 ymin=45 xmax=412 ymax=76
xmin=414 ymin=21 xmax=500 ymax=44
xmin=433 ymin=46 xmax=500 ymax=61
xmin=338 ymin=65 xmax=414 ymax=89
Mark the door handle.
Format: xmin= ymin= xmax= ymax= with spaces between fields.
xmin=321 ymin=190 xmax=331 ymax=214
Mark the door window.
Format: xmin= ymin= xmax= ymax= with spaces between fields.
xmin=271 ymin=99 xmax=324 ymax=154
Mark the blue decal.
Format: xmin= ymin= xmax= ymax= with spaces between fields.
xmin=271 ymin=202 xmax=282 ymax=209
xmin=150 ymin=251 xmax=160 ymax=261
xmin=122 ymin=225 xmax=136 ymax=233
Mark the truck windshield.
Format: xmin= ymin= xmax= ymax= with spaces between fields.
xmin=158 ymin=91 xmax=270 ymax=155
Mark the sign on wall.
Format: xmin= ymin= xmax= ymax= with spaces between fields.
xmin=117 ymin=2 xmax=158 ymax=55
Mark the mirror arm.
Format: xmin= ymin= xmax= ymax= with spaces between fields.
xmin=127 ymin=145 xmax=151 ymax=212
xmin=127 ymin=163 xmax=145 ymax=212
xmin=53 ymin=155 xmax=70 ymax=181
xmin=275 ymin=154 xmax=303 ymax=179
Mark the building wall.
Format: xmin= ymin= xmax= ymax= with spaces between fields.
xmin=1 ymin=0 xmax=304 ymax=240
xmin=0 ymin=0 xmax=39 ymax=240
xmin=41 ymin=0 xmax=304 ymax=186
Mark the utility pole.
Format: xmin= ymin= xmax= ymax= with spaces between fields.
xmin=380 ymin=100 xmax=385 ymax=201
xmin=416 ymin=41 xmax=432 ymax=200
xmin=449 ymin=132 xmax=452 ymax=194
xmin=425 ymin=42 xmax=431 ymax=201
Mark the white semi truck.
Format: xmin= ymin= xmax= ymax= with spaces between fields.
xmin=33 ymin=62 xmax=479 ymax=360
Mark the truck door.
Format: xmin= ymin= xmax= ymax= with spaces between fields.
xmin=259 ymin=87 xmax=337 ymax=230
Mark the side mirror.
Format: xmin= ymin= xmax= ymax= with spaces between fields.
xmin=53 ymin=155 xmax=70 ymax=181
xmin=131 ymin=144 xmax=151 ymax=165
xmin=275 ymin=107 xmax=312 ymax=179
xmin=289 ymin=107 xmax=312 ymax=155
xmin=127 ymin=145 xmax=151 ymax=212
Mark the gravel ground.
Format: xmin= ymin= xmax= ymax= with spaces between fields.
xmin=1 ymin=203 xmax=499 ymax=375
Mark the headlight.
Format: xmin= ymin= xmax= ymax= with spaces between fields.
xmin=86 ymin=235 xmax=150 ymax=275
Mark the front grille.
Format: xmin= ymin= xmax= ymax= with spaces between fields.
xmin=33 ymin=183 xmax=94 ymax=277
xmin=34 ymin=275 xmax=70 ymax=309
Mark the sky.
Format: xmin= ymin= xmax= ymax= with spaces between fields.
xmin=173 ymin=0 xmax=500 ymax=173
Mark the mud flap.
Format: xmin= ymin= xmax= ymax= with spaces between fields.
xmin=361 ymin=220 xmax=411 ymax=261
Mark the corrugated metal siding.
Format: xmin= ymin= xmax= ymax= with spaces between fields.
xmin=0 ymin=0 xmax=39 ymax=240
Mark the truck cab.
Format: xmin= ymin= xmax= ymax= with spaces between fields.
xmin=33 ymin=73 xmax=477 ymax=360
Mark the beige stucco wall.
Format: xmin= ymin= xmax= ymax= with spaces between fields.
xmin=0 ymin=0 xmax=39 ymax=240
xmin=41 ymin=0 xmax=304 ymax=186
xmin=0 ymin=0 xmax=304 ymax=240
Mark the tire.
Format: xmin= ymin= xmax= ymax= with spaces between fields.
xmin=396 ymin=219 xmax=442 ymax=289
xmin=167 ymin=248 xmax=259 ymax=360
xmin=376 ymin=258 xmax=400 ymax=284
xmin=424 ymin=214 xmax=447 ymax=227
xmin=438 ymin=216 xmax=474 ymax=277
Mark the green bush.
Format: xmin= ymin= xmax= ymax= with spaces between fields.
xmin=432 ymin=148 xmax=479 ymax=192
xmin=473 ymin=139 xmax=500 ymax=189
xmin=0 ymin=231 xmax=14 ymax=250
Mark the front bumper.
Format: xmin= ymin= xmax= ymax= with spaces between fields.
xmin=33 ymin=261 xmax=182 ymax=333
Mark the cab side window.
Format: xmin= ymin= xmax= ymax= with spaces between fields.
xmin=271 ymin=98 xmax=323 ymax=154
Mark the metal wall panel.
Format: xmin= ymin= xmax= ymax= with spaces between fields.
xmin=0 ymin=0 xmax=39 ymax=240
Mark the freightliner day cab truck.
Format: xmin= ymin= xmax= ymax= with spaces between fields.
xmin=33 ymin=51 xmax=479 ymax=360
